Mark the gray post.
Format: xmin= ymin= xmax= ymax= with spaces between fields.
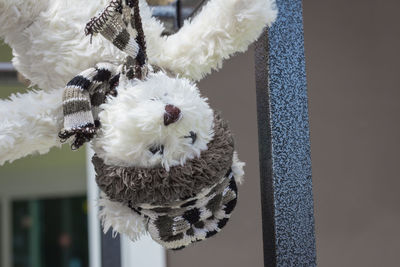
xmin=255 ymin=0 xmax=317 ymax=266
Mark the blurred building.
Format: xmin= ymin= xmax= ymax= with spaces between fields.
xmin=0 ymin=42 xmax=88 ymax=267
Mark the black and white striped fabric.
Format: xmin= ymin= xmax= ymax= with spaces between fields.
xmin=85 ymin=0 xmax=141 ymax=59
xmin=60 ymin=0 xmax=148 ymax=149
xmin=59 ymin=63 xmax=119 ymax=149
xmin=131 ymin=169 xmax=238 ymax=250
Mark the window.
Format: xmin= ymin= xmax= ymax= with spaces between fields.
xmin=12 ymin=197 xmax=88 ymax=267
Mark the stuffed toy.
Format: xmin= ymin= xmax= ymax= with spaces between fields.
xmin=0 ymin=0 xmax=277 ymax=250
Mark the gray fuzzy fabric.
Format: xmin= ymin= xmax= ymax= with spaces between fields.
xmin=93 ymin=113 xmax=235 ymax=206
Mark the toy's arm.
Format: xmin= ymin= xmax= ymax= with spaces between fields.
xmin=0 ymin=0 xmax=49 ymax=42
xmin=146 ymin=0 xmax=277 ymax=81
xmin=0 ymin=63 xmax=118 ymax=166
xmin=0 ymin=89 xmax=64 ymax=166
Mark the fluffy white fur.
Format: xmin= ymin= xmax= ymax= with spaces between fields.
xmin=148 ymin=0 xmax=278 ymax=80
xmin=0 ymin=89 xmax=63 ymax=165
xmin=0 ymin=0 xmax=276 ymax=90
xmin=94 ymin=72 xmax=214 ymax=170
xmin=0 ymin=0 xmax=48 ymax=39
xmin=98 ymin=194 xmax=147 ymax=241
xmin=232 ymin=151 xmax=245 ymax=184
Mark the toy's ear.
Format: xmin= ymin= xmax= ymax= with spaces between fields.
xmin=145 ymin=0 xmax=278 ymax=81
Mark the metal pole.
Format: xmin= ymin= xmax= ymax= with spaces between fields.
xmin=175 ymin=0 xmax=182 ymax=30
xmin=255 ymin=0 xmax=317 ymax=266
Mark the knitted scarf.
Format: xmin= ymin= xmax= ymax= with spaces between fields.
xmin=59 ymin=63 xmax=119 ymax=149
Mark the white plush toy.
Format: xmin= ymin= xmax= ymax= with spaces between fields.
xmin=0 ymin=0 xmax=277 ymax=249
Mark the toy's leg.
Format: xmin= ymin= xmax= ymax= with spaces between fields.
xmin=0 ymin=89 xmax=63 ymax=166
xmin=98 ymin=194 xmax=148 ymax=242
xmin=148 ymin=0 xmax=278 ymax=81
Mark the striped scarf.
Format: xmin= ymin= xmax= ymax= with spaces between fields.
xmin=85 ymin=0 xmax=147 ymax=64
xmin=135 ymin=169 xmax=238 ymax=250
xmin=59 ymin=63 xmax=119 ymax=149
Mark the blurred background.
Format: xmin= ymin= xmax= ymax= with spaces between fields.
xmin=0 ymin=43 xmax=88 ymax=267
xmin=1 ymin=0 xmax=400 ymax=267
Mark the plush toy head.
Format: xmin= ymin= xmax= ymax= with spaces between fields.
xmin=94 ymin=71 xmax=214 ymax=170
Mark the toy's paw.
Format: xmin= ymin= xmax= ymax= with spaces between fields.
xmin=59 ymin=124 xmax=97 ymax=150
xmin=98 ymin=194 xmax=147 ymax=242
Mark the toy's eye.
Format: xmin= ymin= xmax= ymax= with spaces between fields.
xmin=184 ymin=131 xmax=197 ymax=144
xmin=150 ymin=97 xmax=160 ymax=101
xmin=149 ymin=144 xmax=164 ymax=155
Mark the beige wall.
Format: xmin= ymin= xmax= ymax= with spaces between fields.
xmin=304 ymin=0 xmax=400 ymax=266
xmin=169 ymin=0 xmax=400 ymax=266
xmin=167 ymin=49 xmax=265 ymax=267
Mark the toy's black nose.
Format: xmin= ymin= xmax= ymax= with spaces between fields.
xmin=164 ymin=104 xmax=181 ymax=126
